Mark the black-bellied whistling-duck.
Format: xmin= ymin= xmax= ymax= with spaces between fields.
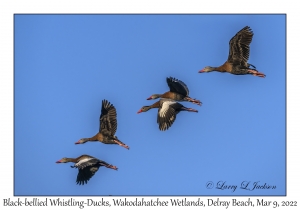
xmin=199 ymin=26 xmax=266 ymax=78
xmin=137 ymin=99 xmax=198 ymax=131
xmin=56 ymin=154 xmax=117 ymax=185
xmin=75 ymin=99 xmax=129 ymax=150
xmin=147 ymin=77 xmax=202 ymax=105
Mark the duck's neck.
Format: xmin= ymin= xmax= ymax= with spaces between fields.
xmin=65 ymin=158 xmax=77 ymax=163
xmin=83 ymin=135 xmax=98 ymax=142
xmin=150 ymin=100 xmax=161 ymax=108
xmin=210 ymin=67 xmax=218 ymax=71
xmin=89 ymin=134 xmax=99 ymax=141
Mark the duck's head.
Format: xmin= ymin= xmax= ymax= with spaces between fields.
xmin=137 ymin=106 xmax=152 ymax=113
xmin=198 ymin=66 xmax=215 ymax=73
xmin=147 ymin=94 xmax=161 ymax=100
xmin=56 ymin=157 xmax=69 ymax=163
xmin=75 ymin=138 xmax=88 ymax=144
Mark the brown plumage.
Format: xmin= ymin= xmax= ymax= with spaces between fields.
xmin=75 ymin=99 xmax=129 ymax=149
xmin=147 ymin=77 xmax=202 ymax=105
xmin=137 ymin=99 xmax=198 ymax=131
xmin=56 ymin=154 xmax=117 ymax=185
xmin=199 ymin=26 xmax=266 ymax=78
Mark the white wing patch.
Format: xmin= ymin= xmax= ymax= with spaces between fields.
xmin=159 ymin=101 xmax=176 ymax=117
xmin=75 ymin=158 xmax=94 ymax=167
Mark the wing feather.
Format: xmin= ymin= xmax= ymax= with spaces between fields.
xmin=166 ymin=77 xmax=189 ymax=96
xmin=227 ymin=26 xmax=253 ymax=66
xmin=157 ymin=99 xmax=182 ymax=131
xmin=76 ymin=165 xmax=100 ymax=185
xmin=99 ymin=99 xmax=117 ymax=136
xmin=75 ymin=157 xmax=100 ymax=169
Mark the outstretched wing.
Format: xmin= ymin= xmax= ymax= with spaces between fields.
xmin=71 ymin=157 xmax=101 ymax=185
xmin=166 ymin=77 xmax=189 ymax=96
xmin=76 ymin=165 xmax=100 ymax=185
xmin=99 ymin=99 xmax=117 ymax=136
xmin=157 ymin=99 xmax=182 ymax=131
xmin=227 ymin=26 xmax=253 ymax=66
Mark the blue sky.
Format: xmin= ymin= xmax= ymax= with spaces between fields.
xmin=14 ymin=14 xmax=285 ymax=196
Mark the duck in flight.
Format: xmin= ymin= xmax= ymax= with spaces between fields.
xmin=199 ymin=26 xmax=266 ymax=78
xmin=147 ymin=77 xmax=202 ymax=105
xmin=75 ymin=99 xmax=129 ymax=149
xmin=138 ymin=98 xmax=198 ymax=131
xmin=56 ymin=154 xmax=117 ymax=185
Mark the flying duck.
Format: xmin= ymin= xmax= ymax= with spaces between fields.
xmin=199 ymin=26 xmax=266 ymax=78
xmin=147 ymin=77 xmax=202 ymax=105
xmin=56 ymin=154 xmax=117 ymax=185
xmin=75 ymin=99 xmax=129 ymax=149
xmin=137 ymin=99 xmax=198 ymax=131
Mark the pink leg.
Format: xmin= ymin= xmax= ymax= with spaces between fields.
xmin=187 ymin=98 xmax=202 ymax=106
xmin=248 ymin=69 xmax=266 ymax=78
xmin=185 ymin=108 xmax=198 ymax=113
xmin=114 ymin=140 xmax=130 ymax=150
xmin=193 ymin=100 xmax=202 ymax=106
